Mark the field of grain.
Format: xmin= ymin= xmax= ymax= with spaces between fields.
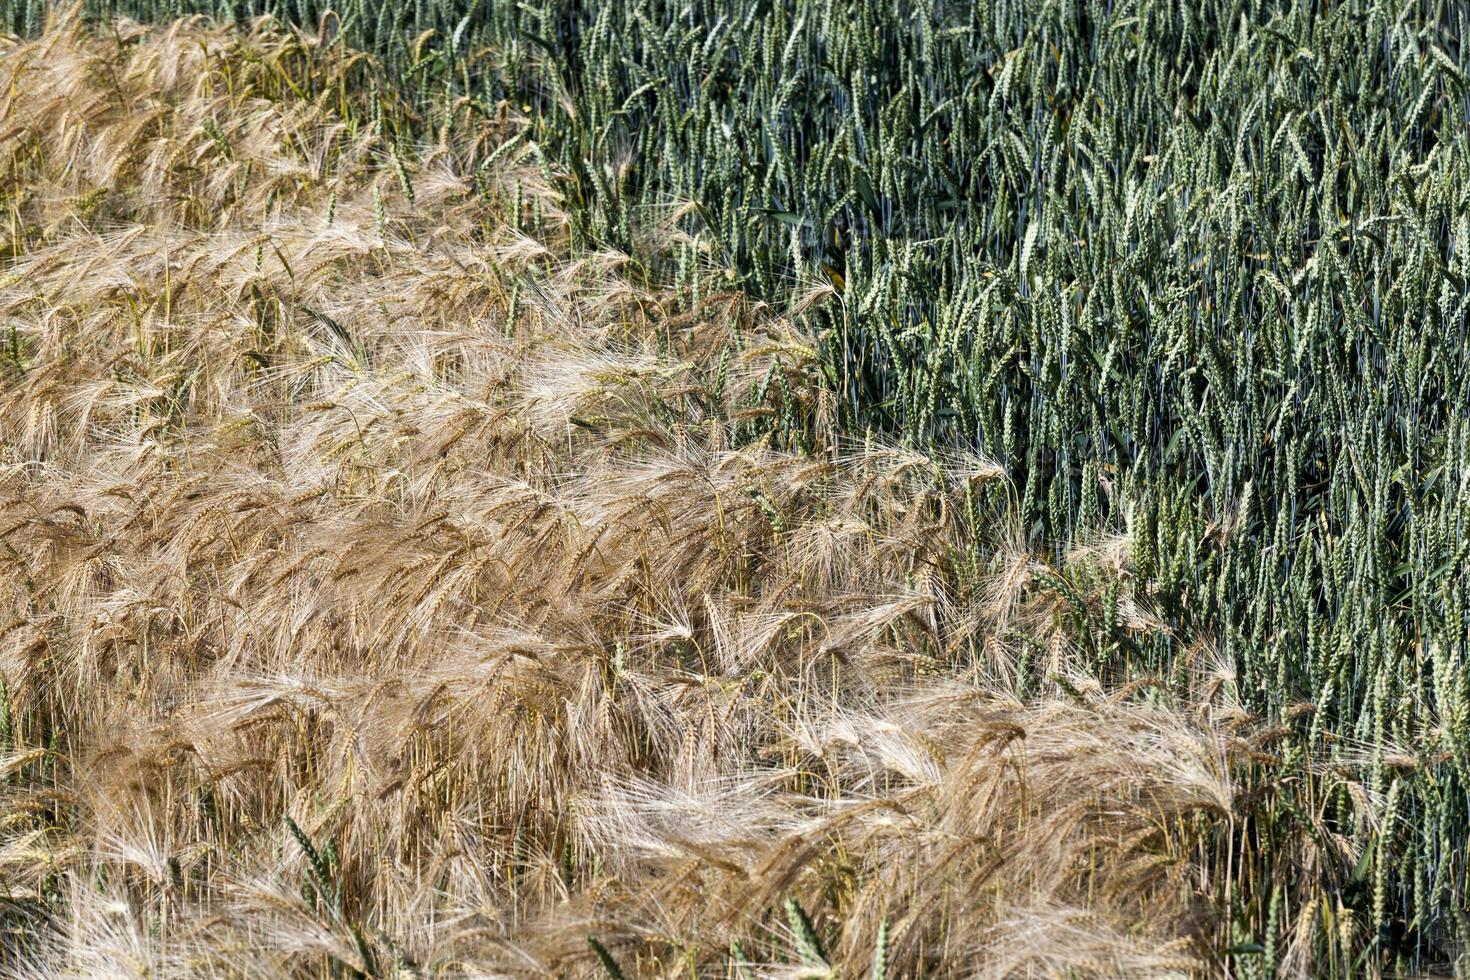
xmin=0 ymin=3 xmax=1466 ymax=978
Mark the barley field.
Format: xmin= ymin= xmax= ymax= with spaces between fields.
xmin=0 ymin=2 xmax=1466 ymax=978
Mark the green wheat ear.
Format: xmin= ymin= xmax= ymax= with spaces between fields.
xmin=390 ymin=142 xmax=415 ymax=207
xmin=587 ymin=935 xmax=626 ymax=979
xmin=785 ymin=896 xmax=828 ymax=968
xmin=0 ymin=681 xmax=11 ymax=753
xmin=729 ymin=940 xmax=755 ymax=980
xmin=871 ymin=916 xmax=890 ymax=980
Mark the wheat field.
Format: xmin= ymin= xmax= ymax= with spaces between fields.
xmin=0 ymin=9 xmax=1461 ymax=980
